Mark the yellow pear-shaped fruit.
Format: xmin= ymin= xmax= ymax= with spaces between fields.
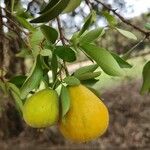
xmin=23 ymin=89 xmax=59 ymax=128
xmin=59 ymin=84 xmax=109 ymax=142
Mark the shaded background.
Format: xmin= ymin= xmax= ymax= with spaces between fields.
xmin=0 ymin=0 xmax=150 ymax=149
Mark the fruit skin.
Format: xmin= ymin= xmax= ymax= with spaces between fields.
xmin=23 ymin=89 xmax=59 ymax=128
xmin=59 ymin=84 xmax=109 ymax=142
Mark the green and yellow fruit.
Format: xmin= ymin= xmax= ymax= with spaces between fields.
xmin=23 ymin=89 xmax=59 ymax=128
xmin=59 ymin=84 xmax=109 ymax=142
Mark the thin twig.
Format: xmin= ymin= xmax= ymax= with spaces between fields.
xmin=1 ymin=14 xmax=28 ymax=35
xmin=85 ymin=0 xmax=92 ymax=10
xmin=56 ymin=17 xmax=69 ymax=76
xmin=94 ymin=0 xmax=150 ymax=38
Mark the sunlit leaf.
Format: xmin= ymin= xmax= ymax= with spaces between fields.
xmin=15 ymin=16 xmax=35 ymax=31
xmin=111 ymin=52 xmax=132 ymax=68
xmin=75 ymin=71 xmax=101 ymax=80
xmin=63 ymin=0 xmax=82 ymax=13
xmin=80 ymin=43 xmax=123 ymax=76
xmin=79 ymin=11 xmax=96 ymax=36
xmin=74 ymin=64 xmax=98 ymax=76
xmin=116 ymin=28 xmax=137 ymax=40
xmin=79 ymin=28 xmax=105 ymax=44
xmin=40 ymin=49 xmax=52 ymax=56
xmin=102 ymin=11 xmax=117 ymax=26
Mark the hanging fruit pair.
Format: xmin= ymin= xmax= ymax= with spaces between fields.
xmin=23 ymin=84 xmax=109 ymax=142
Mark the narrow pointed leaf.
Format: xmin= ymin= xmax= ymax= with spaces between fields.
xmin=75 ymin=71 xmax=101 ymax=80
xmin=111 ymin=52 xmax=132 ymax=68
xmin=7 ymin=82 xmax=23 ymax=114
xmin=20 ymin=55 xmax=43 ymax=99
xmin=74 ymin=64 xmax=98 ymax=76
xmin=30 ymin=0 xmax=71 ymax=23
xmin=141 ymin=61 xmax=150 ymax=94
xmin=60 ymin=85 xmax=70 ymax=117
xmin=64 ymin=76 xmax=80 ymax=86
xmin=79 ymin=28 xmax=105 ymax=44
xmin=79 ymin=11 xmax=96 ymax=36
xmin=81 ymin=79 xmax=99 ymax=86
xmin=15 ymin=16 xmax=35 ymax=31
xmin=102 ymin=11 xmax=117 ymax=26
xmin=116 ymin=28 xmax=137 ymax=40
xmin=63 ymin=0 xmax=82 ymax=13
xmin=40 ymin=0 xmax=60 ymax=14
xmin=80 ymin=43 xmax=123 ymax=76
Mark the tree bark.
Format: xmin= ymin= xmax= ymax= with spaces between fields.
xmin=0 ymin=0 xmax=25 ymax=139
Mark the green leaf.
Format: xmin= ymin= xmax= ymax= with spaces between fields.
xmin=64 ymin=76 xmax=80 ymax=86
xmin=81 ymin=79 xmax=99 ymax=86
xmin=30 ymin=30 xmax=44 ymax=46
xmin=16 ymin=10 xmax=32 ymax=19
xmin=16 ymin=48 xmax=32 ymax=58
xmin=40 ymin=25 xmax=58 ymax=44
xmin=79 ymin=28 xmax=105 ymax=44
xmin=20 ymin=55 xmax=43 ymax=99
xmin=29 ymin=30 xmax=44 ymax=56
xmin=140 ymin=61 xmax=150 ymax=94
xmin=51 ymin=53 xmax=58 ymax=82
xmin=145 ymin=23 xmax=150 ymax=30
xmin=7 ymin=82 xmax=23 ymax=114
xmin=60 ymin=85 xmax=70 ymax=117
xmin=63 ymin=0 xmax=82 ymax=13
xmin=79 ymin=11 xmax=96 ymax=36
xmin=40 ymin=0 xmax=60 ymax=14
xmin=116 ymin=28 xmax=137 ymax=40
xmin=74 ymin=64 xmax=98 ymax=76
xmin=102 ymin=11 xmax=117 ymax=26
xmin=40 ymin=49 xmax=52 ymax=56
xmin=30 ymin=0 xmax=71 ymax=23
xmin=75 ymin=71 xmax=101 ymax=80
xmin=54 ymin=46 xmax=76 ymax=62
xmin=15 ymin=16 xmax=35 ymax=31
xmin=9 ymin=75 xmax=27 ymax=88
xmin=111 ymin=52 xmax=132 ymax=68
xmin=80 ymin=43 xmax=123 ymax=76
